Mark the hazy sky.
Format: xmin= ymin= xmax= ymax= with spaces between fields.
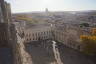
xmin=6 ymin=0 xmax=96 ymax=13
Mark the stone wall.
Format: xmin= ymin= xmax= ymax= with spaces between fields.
xmin=53 ymin=25 xmax=84 ymax=51
xmin=0 ymin=23 xmax=23 ymax=64
xmin=13 ymin=42 xmax=32 ymax=64
xmin=12 ymin=24 xmax=32 ymax=64
xmin=0 ymin=23 xmax=9 ymax=47
xmin=10 ymin=24 xmax=22 ymax=64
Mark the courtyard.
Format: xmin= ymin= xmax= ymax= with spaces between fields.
xmin=24 ymin=41 xmax=96 ymax=64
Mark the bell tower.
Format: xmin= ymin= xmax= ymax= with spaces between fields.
xmin=45 ymin=8 xmax=49 ymax=13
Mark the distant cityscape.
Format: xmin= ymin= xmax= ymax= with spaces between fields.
xmin=0 ymin=0 xmax=96 ymax=64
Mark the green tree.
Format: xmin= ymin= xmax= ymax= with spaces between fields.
xmin=80 ymin=35 xmax=96 ymax=55
xmin=80 ymin=23 xmax=89 ymax=27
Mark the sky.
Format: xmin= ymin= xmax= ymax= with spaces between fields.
xmin=6 ymin=0 xmax=96 ymax=13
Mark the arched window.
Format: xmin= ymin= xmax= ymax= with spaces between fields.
xmin=27 ymin=38 xmax=28 ymax=41
xmin=36 ymin=33 xmax=38 ymax=37
xmin=32 ymin=33 xmax=34 ymax=39
xmin=30 ymin=38 xmax=31 ymax=41
xmin=33 ymin=38 xmax=34 ymax=40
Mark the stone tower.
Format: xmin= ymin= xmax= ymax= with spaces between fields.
xmin=0 ymin=0 xmax=17 ymax=64
xmin=45 ymin=8 xmax=49 ymax=13
xmin=0 ymin=0 xmax=12 ymax=47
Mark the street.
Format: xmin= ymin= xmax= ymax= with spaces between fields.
xmin=58 ymin=43 xmax=96 ymax=64
xmin=52 ymin=41 xmax=63 ymax=64
xmin=24 ymin=41 xmax=96 ymax=64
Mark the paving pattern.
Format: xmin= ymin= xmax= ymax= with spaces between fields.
xmin=58 ymin=44 xmax=96 ymax=64
xmin=25 ymin=43 xmax=56 ymax=64
xmin=24 ymin=41 xmax=96 ymax=64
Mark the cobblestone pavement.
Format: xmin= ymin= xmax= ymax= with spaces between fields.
xmin=24 ymin=42 xmax=96 ymax=64
xmin=57 ymin=43 xmax=96 ymax=64
xmin=25 ymin=43 xmax=56 ymax=64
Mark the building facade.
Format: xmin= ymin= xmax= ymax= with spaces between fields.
xmin=16 ymin=23 xmax=84 ymax=51
xmin=24 ymin=25 xmax=53 ymax=43
xmin=0 ymin=0 xmax=23 ymax=64
xmin=0 ymin=0 xmax=12 ymax=47
xmin=53 ymin=24 xmax=83 ymax=51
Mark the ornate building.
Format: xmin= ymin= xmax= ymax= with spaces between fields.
xmin=0 ymin=0 xmax=12 ymax=47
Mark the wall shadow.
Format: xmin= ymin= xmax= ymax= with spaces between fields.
xmin=0 ymin=47 xmax=13 ymax=64
xmin=24 ymin=42 xmax=56 ymax=64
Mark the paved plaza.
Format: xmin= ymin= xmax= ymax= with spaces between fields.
xmin=24 ymin=42 xmax=96 ymax=64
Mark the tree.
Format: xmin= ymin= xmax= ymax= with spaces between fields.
xmin=80 ymin=35 xmax=96 ymax=55
xmin=80 ymin=23 xmax=89 ymax=27
xmin=91 ymin=28 xmax=96 ymax=35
